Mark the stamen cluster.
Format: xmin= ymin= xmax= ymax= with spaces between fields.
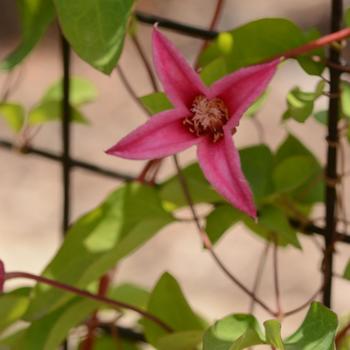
xmin=183 ymin=95 xmax=229 ymax=142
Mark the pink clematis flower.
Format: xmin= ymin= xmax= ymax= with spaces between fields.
xmin=107 ymin=29 xmax=279 ymax=217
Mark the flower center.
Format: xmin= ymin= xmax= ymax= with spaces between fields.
xmin=183 ymin=95 xmax=229 ymax=142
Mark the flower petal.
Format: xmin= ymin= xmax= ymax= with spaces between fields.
xmin=152 ymin=28 xmax=208 ymax=108
xmin=197 ymin=131 xmax=256 ymax=217
xmin=106 ymin=108 xmax=200 ymax=160
xmin=209 ymin=59 xmax=279 ymax=129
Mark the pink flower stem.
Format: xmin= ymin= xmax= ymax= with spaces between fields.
xmin=249 ymin=242 xmax=270 ymax=313
xmin=272 ymin=240 xmax=283 ymax=319
xmin=172 ymin=155 xmax=277 ymax=317
xmin=4 ymin=271 xmax=173 ymax=332
xmin=194 ymin=0 xmax=225 ymax=69
xmin=81 ymin=273 xmax=111 ymax=350
xmin=130 ymin=34 xmax=159 ymax=92
xmin=335 ymin=321 xmax=350 ymax=347
xmin=283 ymin=285 xmax=323 ymax=318
xmin=275 ymin=27 xmax=350 ymax=61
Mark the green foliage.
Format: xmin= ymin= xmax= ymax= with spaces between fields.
xmin=1 ymin=0 xmax=55 ymax=70
xmin=273 ymin=156 xmax=319 ymax=193
xmin=15 ymin=297 xmax=99 ymax=350
xmin=203 ymin=314 xmax=265 ymax=350
xmin=284 ymin=302 xmax=338 ymax=349
xmin=25 ymin=183 xmax=173 ymax=320
xmin=206 ymin=205 xmax=242 ymax=244
xmin=297 ymin=28 xmax=325 ymax=76
xmin=108 ymin=282 xmax=150 ymax=310
xmin=160 ymin=163 xmax=222 ymax=209
xmin=156 ymin=331 xmax=204 ymax=350
xmin=239 ymin=145 xmax=274 ymax=201
xmin=345 ymin=7 xmax=350 ymax=27
xmin=264 ymin=320 xmax=285 ymax=349
xmin=143 ymin=272 xmax=204 ymax=346
xmin=140 ymin=92 xmax=173 ymax=115
xmin=275 ymin=134 xmax=324 ymax=204
xmin=257 ymin=205 xmax=300 ymax=248
xmin=199 ymin=18 xmax=324 ymax=76
xmin=28 ymin=77 xmax=96 ymax=125
xmin=283 ymin=81 xmax=324 ymax=123
xmin=343 ymin=259 xmax=350 ymax=280
xmin=203 ymin=303 xmax=337 ymax=350
xmin=245 ymin=91 xmax=268 ymax=117
xmin=93 ymin=336 xmax=140 ymax=350
xmin=28 ymin=101 xmax=88 ymax=125
xmin=41 ymin=76 xmax=97 ymax=105
xmin=341 ymin=81 xmax=350 ymax=119
xmin=0 ymin=103 xmax=25 ymax=132
xmin=314 ymin=110 xmax=328 ymax=125
xmin=200 ymin=58 xmax=228 ymax=86
xmin=0 ymin=329 xmax=27 ymax=348
xmin=0 ymin=287 xmax=30 ymax=332
xmin=54 ymin=0 xmax=134 ymax=74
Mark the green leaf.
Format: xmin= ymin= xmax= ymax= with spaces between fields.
xmin=341 ymin=81 xmax=350 ymax=119
xmin=200 ymin=58 xmax=228 ymax=86
xmin=296 ymin=29 xmax=325 ymax=76
xmin=199 ymin=18 xmax=318 ymax=75
xmin=144 ymin=272 xmax=204 ymax=346
xmin=1 ymin=0 xmax=55 ymax=70
xmin=264 ymin=320 xmax=285 ymax=349
xmin=256 ymin=205 xmax=301 ymax=248
xmin=203 ymin=314 xmax=264 ymax=350
xmin=0 ymin=329 xmax=27 ymax=348
xmin=108 ymin=282 xmax=150 ymax=310
xmin=245 ymin=91 xmax=268 ymax=117
xmin=239 ymin=144 xmax=274 ymax=201
xmin=16 ymin=297 xmax=98 ymax=350
xmin=156 ymin=331 xmax=204 ymax=350
xmin=42 ymin=77 xmax=98 ymax=106
xmin=140 ymin=92 xmax=173 ymax=115
xmin=345 ymin=7 xmax=350 ymax=27
xmin=0 ymin=103 xmax=25 ymax=132
xmin=25 ymin=183 xmax=173 ymax=320
xmin=338 ymin=335 xmax=350 ymax=350
xmin=206 ymin=205 xmax=243 ymax=244
xmin=160 ymin=163 xmax=222 ymax=209
xmin=284 ymin=302 xmax=338 ymax=350
xmin=28 ymin=101 xmax=89 ymax=125
xmin=314 ymin=110 xmax=328 ymax=125
xmin=54 ymin=0 xmax=134 ymax=74
xmin=275 ymin=134 xmax=324 ymax=204
xmin=273 ymin=156 xmax=319 ymax=193
xmin=0 ymin=287 xmax=30 ymax=332
xmin=283 ymin=82 xmax=324 ymax=123
xmin=93 ymin=336 xmax=140 ymax=350
xmin=343 ymin=259 xmax=350 ymax=280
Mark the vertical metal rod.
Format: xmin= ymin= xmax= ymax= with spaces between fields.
xmin=60 ymin=34 xmax=71 ymax=235
xmin=323 ymin=0 xmax=343 ymax=307
xmin=60 ymin=33 xmax=71 ymax=350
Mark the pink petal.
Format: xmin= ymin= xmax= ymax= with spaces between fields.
xmin=152 ymin=29 xmax=208 ymax=108
xmin=197 ymin=131 xmax=256 ymax=217
xmin=209 ymin=60 xmax=279 ymax=129
xmin=106 ymin=108 xmax=200 ymax=160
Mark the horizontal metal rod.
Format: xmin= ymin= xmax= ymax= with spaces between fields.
xmin=0 ymin=139 xmax=135 ymax=181
xmin=1 ymin=138 xmax=349 ymax=244
xmin=289 ymin=219 xmax=350 ymax=244
xmin=134 ymin=11 xmax=218 ymax=39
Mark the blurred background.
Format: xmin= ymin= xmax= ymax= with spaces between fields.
xmin=1 ymin=0 xmax=350 ymax=337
